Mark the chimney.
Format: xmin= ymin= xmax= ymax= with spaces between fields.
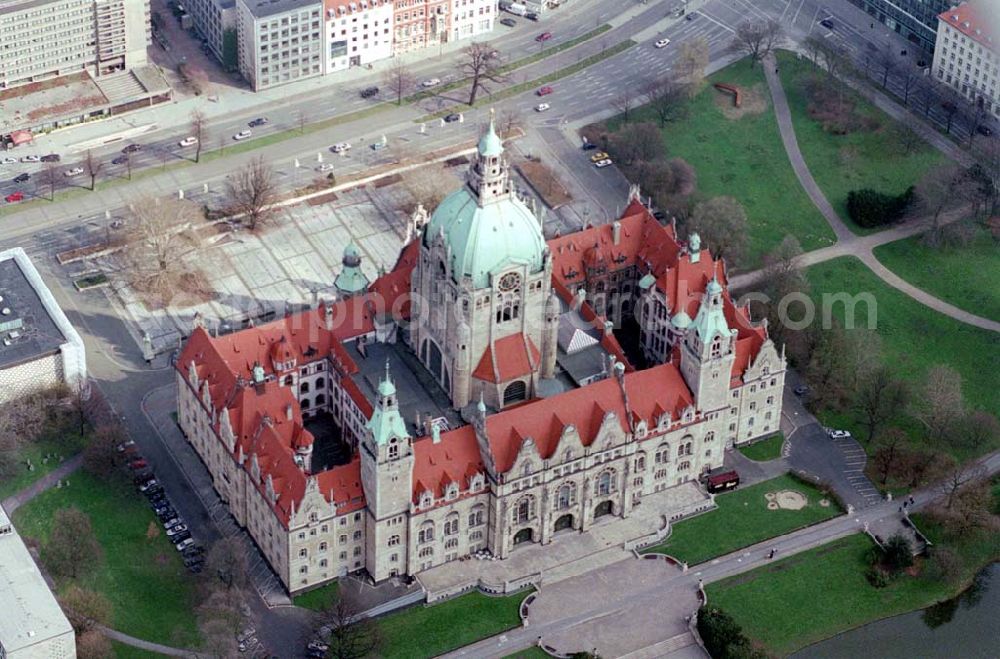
xmin=431 ymin=422 xmax=441 ymax=444
xmin=612 ymin=221 xmax=621 ymax=245
xmin=572 ymin=288 xmax=587 ymax=311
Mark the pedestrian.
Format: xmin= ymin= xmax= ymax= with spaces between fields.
xmin=899 ymin=506 xmax=903 ymax=512
xmin=903 ymin=500 xmax=908 ymax=509
xmin=909 ymin=496 xmax=915 ymax=506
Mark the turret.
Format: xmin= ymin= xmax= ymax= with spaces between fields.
xmin=334 ymin=242 xmax=370 ymax=298
xmin=541 ymin=290 xmax=560 ymax=379
xmin=680 ymin=272 xmax=737 ymax=412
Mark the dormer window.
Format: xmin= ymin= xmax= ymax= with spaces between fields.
xmin=445 ymin=483 xmax=458 ymax=500
xmin=420 ymin=491 xmax=433 ymax=508
xmin=470 ymin=474 xmax=484 ymax=491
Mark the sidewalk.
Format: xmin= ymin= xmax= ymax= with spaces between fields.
xmin=0 ymin=455 xmax=82 ymax=515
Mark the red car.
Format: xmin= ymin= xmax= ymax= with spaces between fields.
xmin=537 ymin=85 xmax=553 ymax=96
xmin=4 ymin=191 xmax=24 ymax=203
xmin=535 ymin=32 xmax=552 ymax=42
xmin=129 ymin=459 xmax=148 ymax=470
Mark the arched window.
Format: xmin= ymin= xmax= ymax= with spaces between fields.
xmin=635 ymin=454 xmax=646 ymax=471
xmin=300 ymin=382 xmax=310 ymax=394
xmin=444 ymin=513 xmax=459 ymax=536
xmin=596 ymin=471 xmax=613 ymax=496
xmin=705 ymin=432 xmax=715 ymax=443
xmin=514 ymin=496 xmax=533 ymax=524
xmin=655 ymin=444 xmax=670 ymax=464
xmin=315 ymin=394 xmax=326 ymax=406
xmin=418 ymin=522 xmax=435 ymax=544
xmin=301 ymin=398 xmax=310 ymax=409
xmin=388 ymin=440 xmax=399 ymax=460
xmin=283 ymin=375 xmax=293 ymax=386
xmin=388 ymin=535 xmax=400 ymax=546
xmin=468 ymin=505 xmax=485 ymax=528
xmin=556 ymin=483 xmax=574 ymax=510
xmin=711 ymin=336 xmax=723 ymax=358
xmin=315 ymin=377 xmax=326 ymax=389
xmin=504 ymin=380 xmax=527 ymax=405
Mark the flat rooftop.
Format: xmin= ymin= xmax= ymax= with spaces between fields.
xmin=0 ymin=504 xmax=74 ymax=654
xmin=241 ymin=0 xmax=321 ymax=19
xmin=0 ymin=256 xmax=65 ymax=370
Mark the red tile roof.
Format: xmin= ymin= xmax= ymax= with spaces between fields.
xmin=412 ymin=429 xmax=486 ymax=505
xmin=473 ymin=333 xmax=541 ymax=383
xmin=938 ymin=3 xmax=994 ymax=49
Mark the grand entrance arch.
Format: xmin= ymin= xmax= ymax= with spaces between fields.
xmin=594 ymin=500 xmax=613 ymax=519
xmin=553 ymin=514 xmax=574 ymax=533
xmin=513 ymin=528 xmax=534 ymax=545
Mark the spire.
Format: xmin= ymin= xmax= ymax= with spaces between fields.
xmin=477 ymin=391 xmax=486 ymax=414
xmin=477 ymin=108 xmax=504 ymax=157
xmin=377 ymin=359 xmax=396 ymax=397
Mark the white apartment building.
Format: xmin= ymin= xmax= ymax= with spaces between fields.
xmin=324 ymin=0 xmax=393 ymax=73
xmin=932 ymin=2 xmax=999 ymax=117
xmin=236 ymin=0 xmax=324 ymax=90
xmin=450 ymin=0 xmax=494 ymax=42
xmin=0 ymin=0 xmax=150 ymax=90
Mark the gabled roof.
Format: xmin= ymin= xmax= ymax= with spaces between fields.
xmin=938 ymin=3 xmax=993 ymax=49
xmin=412 ymin=429 xmax=486 ymax=504
xmin=473 ymin=333 xmax=541 ymax=383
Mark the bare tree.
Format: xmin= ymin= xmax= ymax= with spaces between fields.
xmin=297 ymin=109 xmax=309 ymax=134
xmin=461 ymin=41 xmax=506 ymax=106
xmin=44 ymin=507 xmax=103 ymax=579
xmin=76 ymin=630 xmax=113 ymax=659
xmin=205 ymin=537 xmax=250 ymax=592
xmin=382 ymin=59 xmax=416 ymax=105
xmin=946 ymin=410 xmax=1000 ymax=453
xmin=119 ymin=196 xmax=200 ymax=299
xmin=898 ymin=65 xmax=921 ymax=106
xmin=641 ymin=76 xmax=689 ymax=126
xmin=498 ymin=107 xmax=523 ymax=139
xmin=676 ymin=37 xmax=709 ymax=87
xmin=972 ymin=135 xmax=1000 ymax=215
xmin=40 ymin=160 xmax=60 ymax=200
xmin=942 ymin=462 xmax=988 ymax=509
xmin=401 ymin=163 xmax=454 ymax=215
xmin=890 ymin=123 xmax=924 ymax=156
xmin=190 ymin=109 xmax=207 ymax=163
xmin=60 ymin=585 xmax=113 ymax=634
xmin=83 ymin=150 xmax=102 ymax=191
xmin=915 ymin=164 xmax=968 ymax=245
xmin=872 ymin=428 xmax=907 ymax=486
xmin=315 ymin=593 xmax=381 ymax=659
xmin=124 ymin=152 xmax=133 ymax=180
xmin=912 ymin=366 xmax=963 ymax=442
xmin=0 ymin=393 xmax=48 ymax=478
xmin=874 ymin=44 xmax=896 ymax=89
xmin=82 ymin=422 xmax=126 ymax=478
xmin=611 ymin=89 xmax=635 ymax=122
xmin=853 ymin=364 xmax=909 ymax=442
xmin=688 ymin=196 xmax=749 ymax=267
xmin=226 ymin=155 xmax=279 ymax=230
xmin=728 ymin=19 xmax=785 ymax=66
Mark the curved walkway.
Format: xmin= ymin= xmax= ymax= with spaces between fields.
xmin=754 ymin=53 xmax=1000 ymax=334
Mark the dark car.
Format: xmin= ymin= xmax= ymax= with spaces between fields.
xmin=360 ymin=86 xmax=379 ymax=99
xmin=248 ymin=117 xmax=269 ymax=127
xmin=793 ymin=384 xmax=810 ymax=396
xmin=686 ymin=12 xmax=697 ymax=20
xmin=444 ymin=113 xmax=461 ymax=123
xmin=13 ymin=173 xmax=30 ymax=183
xmin=525 ymin=12 xmax=538 ymax=21
xmin=122 ymin=144 xmax=142 ymax=154
xmin=112 ymin=155 xmax=129 ymax=165
xmin=183 ymin=556 xmax=204 ymax=568
xmin=535 ymin=32 xmax=552 ymax=42
xmin=157 ymin=508 xmax=178 ymax=521
xmin=581 ymin=142 xmax=598 ymax=151
xmin=976 ymin=124 xmax=993 ymax=136
xmin=40 ymin=153 xmax=61 ymax=162
xmin=183 ymin=545 xmax=205 ymax=558
xmin=499 ymin=17 xmax=515 ymax=27
xmin=819 ymin=18 xmax=834 ymax=29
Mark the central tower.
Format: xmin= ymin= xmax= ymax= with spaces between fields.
xmin=411 ymin=112 xmax=557 ymax=411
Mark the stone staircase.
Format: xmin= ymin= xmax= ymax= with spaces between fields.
xmin=95 ymin=71 xmax=147 ymax=103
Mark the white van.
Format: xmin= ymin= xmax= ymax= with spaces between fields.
xmin=506 ymin=2 xmax=528 ymax=16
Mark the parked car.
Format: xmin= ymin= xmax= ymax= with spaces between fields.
xmin=188 ymin=562 xmax=203 ymax=573
xmin=129 ymin=459 xmax=148 ymax=470
xmin=654 ymin=38 xmax=671 ymax=49
xmin=145 ymin=486 xmax=165 ymax=498
xmin=589 ymin=151 xmax=609 ymax=162
xmin=316 ymin=163 xmax=335 ymax=172
xmin=421 ymin=78 xmax=440 ymax=87
xmin=535 ymin=103 xmax=550 ymax=112
xmin=21 ymin=155 xmax=40 ymax=163
xmin=233 ymin=130 xmax=252 ymax=141
xmin=977 ymin=124 xmax=993 ymax=136
xmin=4 ymin=191 xmax=25 ymax=203
xmin=237 ymin=628 xmax=257 ymax=643
xmin=182 ymin=545 xmax=205 ymax=558
xmin=63 ymin=167 xmax=84 ymax=177
xmin=112 ymin=155 xmax=129 ymax=165
xmin=360 ymin=86 xmax=379 ymax=99
xmin=122 ymin=144 xmax=142 ymax=154
xmin=116 ymin=440 xmax=135 ymax=452
xmin=171 ymin=530 xmax=192 ymax=543
xmin=524 ymin=11 xmax=538 ymax=21
xmin=163 ymin=517 xmax=182 ymax=529
xmin=138 ymin=479 xmax=159 ymax=492
xmin=13 ymin=173 xmax=30 ymax=183
xmin=706 ymin=470 xmax=741 ymax=493
xmin=793 ymin=384 xmax=810 ymax=396
xmin=444 ymin=113 xmax=461 ymax=123
xmin=499 ymin=17 xmax=516 ymax=27
xmin=581 ymin=140 xmax=598 ymax=151
xmin=0 ymin=157 xmax=16 ymax=165
xmin=175 ymin=538 xmax=195 ymax=551
xmin=535 ymin=31 xmax=552 ymax=42
xmin=594 ymin=159 xmax=613 ymax=168
xmin=40 ymin=153 xmax=61 ymax=162
xmin=820 ymin=18 xmax=834 ymax=29
xmin=157 ymin=508 xmax=178 ymax=521
xmin=307 ymin=641 xmax=329 ymax=653
xmin=133 ymin=472 xmax=155 ymax=486
xmin=178 ymin=136 xmax=199 ymax=147
xmin=183 ymin=555 xmax=204 ymax=568
xmin=827 ymin=428 xmax=852 ymax=440
xmin=330 ymin=142 xmax=352 ymax=153
xmin=686 ymin=12 xmax=697 ymax=20
xmin=536 ymin=85 xmax=553 ymax=96
xmin=248 ymin=117 xmax=269 ymax=127
xmin=370 ymin=141 xmax=388 ymax=151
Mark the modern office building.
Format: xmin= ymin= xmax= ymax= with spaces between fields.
xmin=0 ymin=248 xmax=87 ymax=405
xmin=324 ymin=0 xmax=393 ymax=73
xmin=235 ymin=0 xmax=324 ymax=90
xmin=0 ymin=505 xmax=76 ymax=659
xmin=0 ymin=0 xmax=151 ymax=90
xmin=932 ymin=2 xmax=998 ymax=116
xmin=847 ymin=0 xmax=951 ymax=54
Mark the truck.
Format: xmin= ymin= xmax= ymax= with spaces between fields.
xmin=503 ymin=2 xmax=528 ymax=16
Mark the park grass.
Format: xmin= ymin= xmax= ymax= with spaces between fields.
xmin=377 ymin=590 xmax=530 ymax=659
xmin=641 ymin=473 xmax=841 ymax=564
xmin=607 ymin=58 xmax=835 ymax=268
xmin=0 ymin=430 xmax=87 ymax=500
xmin=737 ymin=432 xmax=785 ymax=462
xmin=708 ymin=488 xmax=1000 ymax=655
xmin=504 ymin=648 xmax=550 ymax=659
xmin=775 ymin=50 xmax=945 ymax=235
xmin=805 ymin=256 xmax=1000 ymax=458
xmin=873 ymin=226 xmax=1000 ymax=323
xmin=12 ymin=471 xmax=201 ymax=649
xmin=111 ymin=640 xmax=169 ymax=658
xmin=293 ymin=580 xmax=340 ymax=612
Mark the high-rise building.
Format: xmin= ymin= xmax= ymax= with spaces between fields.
xmin=0 ymin=0 xmax=151 ymax=90
xmin=847 ymin=0 xmax=951 ymax=54
xmin=932 ymin=2 xmax=998 ymax=117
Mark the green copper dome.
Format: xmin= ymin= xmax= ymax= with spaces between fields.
xmin=671 ymin=311 xmax=692 ymax=329
xmin=478 ymin=120 xmax=504 ymax=157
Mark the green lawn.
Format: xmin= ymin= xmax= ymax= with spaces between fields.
xmin=641 ymin=473 xmax=841 ymax=564
xmin=504 ymin=648 xmax=550 ymax=659
xmin=776 ymin=50 xmax=945 ymax=235
xmin=608 ymin=58 xmax=835 ymax=267
xmin=737 ymin=433 xmax=785 ymax=462
xmin=378 ymin=591 xmax=530 ymax=659
xmin=0 ymin=429 xmax=87 ymax=500
xmin=806 ymin=257 xmax=1000 ymax=457
xmin=12 ymin=472 xmax=202 ymax=648
xmin=873 ymin=227 xmax=1000 ymax=323
xmin=708 ymin=489 xmax=1000 ymax=655
xmin=293 ymin=580 xmax=339 ymax=612
xmin=112 ymin=640 xmax=169 ymax=658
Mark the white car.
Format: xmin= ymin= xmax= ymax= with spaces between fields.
xmin=178 ymin=136 xmax=198 ymax=147
xmin=594 ymin=159 xmax=613 ymax=168
xmin=535 ymin=103 xmax=551 ymax=112
xmin=316 ymin=163 xmax=335 ymax=172
xmin=175 ymin=538 xmax=195 ymax=551
xmin=421 ymin=78 xmax=441 ymax=87
xmin=21 ymin=155 xmax=40 ymax=163
xmin=827 ymin=429 xmax=852 ymax=440
xmin=330 ymin=142 xmax=352 ymax=153
xmin=233 ymin=130 xmax=252 ymax=141
xmin=655 ymin=38 xmax=671 ymax=49
xmin=63 ymin=167 xmax=84 ymax=177
xmin=0 ymin=157 xmax=16 ymax=165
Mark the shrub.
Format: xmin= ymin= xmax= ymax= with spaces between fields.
xmin=865 ymin=564 xmax=891 ymax=588
xmin=846 ymin=187 xmax=914 ymax=227
xmin=697 ymin=606 xmax=767 ymax=659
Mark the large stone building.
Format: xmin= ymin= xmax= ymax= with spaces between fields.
xmin=175 ymin=118 xmax=785 ymax=593
xmin=847 ymin=0 xmax=951 ymax=55
xmin=932 ymin=2 xmax=998 ymax=118
xmin=0 ymin=248 xmax=87 ymax=404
